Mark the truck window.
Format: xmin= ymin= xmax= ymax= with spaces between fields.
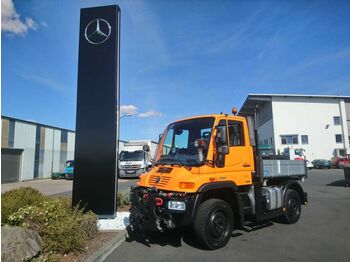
xmin=163 ymin=128 xmax=173 ymax=155
xmin=228 ymin=121 xmax=244 ymax=146
xmin=174 ymin=129 xmax=189 ymax=149
xmin=157 ymin=117 xmax=215 ymax=166
xmin=120 ymin=151 xmax=144 ymax=161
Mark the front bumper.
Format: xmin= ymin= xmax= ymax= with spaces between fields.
xmin=65 ymin=173 xmax=74 ymax=179
xmin=129 ymin=186 xmax=197 ymax=232
xmin=119 ymin=168 xmax=145 ymax=178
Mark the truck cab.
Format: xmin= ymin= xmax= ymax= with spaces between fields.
xmin=119 ymin=141 xmax=155 ymax=178
xmin=130 ymin=113 xmax=307 ymax=249
xmin=64 ymin=160 xmax=74 ymax=180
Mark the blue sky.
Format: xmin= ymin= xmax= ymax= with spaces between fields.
xmin=2 ymin=0 xmax=350 ymax=141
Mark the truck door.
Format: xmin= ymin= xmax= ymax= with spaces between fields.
xmin=224 ymin=120 xmax=252 ymax=184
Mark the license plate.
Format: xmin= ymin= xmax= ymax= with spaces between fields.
xmin=126 ymin=171 xmax=136 ymax=174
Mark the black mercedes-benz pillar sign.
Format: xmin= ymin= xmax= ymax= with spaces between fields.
xmin=72 ymin=5 xmax=120 ymax=218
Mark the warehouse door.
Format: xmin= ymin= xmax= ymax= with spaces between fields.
xmin=1 ymin=148 xmax=23 ymax=183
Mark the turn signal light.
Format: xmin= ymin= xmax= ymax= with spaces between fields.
xmin=179 ymin=182 xmax=195 ymax=189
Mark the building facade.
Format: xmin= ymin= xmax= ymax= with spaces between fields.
xmin=1 ymin=116 xmax=75 ymax=183
xmin=1 ymin=116 xmax=142 ymax=183
xmin=239 ymin=94 xmax=350 ymax=161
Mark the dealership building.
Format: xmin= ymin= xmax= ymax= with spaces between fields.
xmin=239 ymin=94 xmax=350 ymax=161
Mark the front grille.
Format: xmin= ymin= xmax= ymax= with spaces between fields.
xmin=148 ymin=175 xmax=171 ymax=187
xmin=156 ymin=167 xmax=173 ymax=173
xmin=122 ymin=164 xmax=141 ymax=169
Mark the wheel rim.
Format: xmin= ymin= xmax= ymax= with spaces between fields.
xmin=209 ymin=210 xmax=229 ymax=240
xmin=287 ymin=198 xmax=300 ymax=220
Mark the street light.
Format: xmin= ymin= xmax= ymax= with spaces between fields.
xmin=120 ymin=114 xmax=133 ymax=119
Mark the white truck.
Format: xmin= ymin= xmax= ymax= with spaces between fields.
xmin=283 ymin=146 xmax=313 ymax=169
xmin=118 ymin=140 xmax=158 ymax=178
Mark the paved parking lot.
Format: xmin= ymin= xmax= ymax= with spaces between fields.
xmin=106 ymin=169 xmax=350 ymax=262
xmin=1 ymin=177 xmax=137 ymax=196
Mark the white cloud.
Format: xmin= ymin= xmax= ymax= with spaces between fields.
xmin=25 ymin=17 xmax=38 ymax=30
xmin=138 ymin=110 xmax=163 ymax=118
xmin=2 ymin=0 xmax=38 ymax=36
xmin=120 ymin=105 xmax=138 ymax=116
xmin=119 ymin=105 xmax=163 ymax=118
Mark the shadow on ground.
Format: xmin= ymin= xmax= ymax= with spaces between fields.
xmin=125 ymin=226 xmax=202 ymax=249
xmin=326 ymin=180 xmax=347 ymax=187
xmin=125 ymin=221 xmax=274 ymax=250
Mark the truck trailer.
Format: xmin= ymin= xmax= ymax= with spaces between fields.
xmin=129 ymin=109 xmax=307 ymax=249
xmin=119 ymin=140 xmax=158 ymax=178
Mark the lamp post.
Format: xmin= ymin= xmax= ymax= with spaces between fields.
xmin=120 ymin=113 xmax=133 ymax=119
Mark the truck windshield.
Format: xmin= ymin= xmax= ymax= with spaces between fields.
xmin=120 ymin=151 xmax=144 ymax=161
xmin=156 ymin=117 xmax=215 ymax=166
xmin=66 ymin=161 xmax=74 ymax=167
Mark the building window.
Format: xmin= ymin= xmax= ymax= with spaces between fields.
xmin=33 ymin=125 xmax=42 ymax=179
xmin=61 ymin=130 xmax=68 ymax=143
xmin=335 ymin=134 xmax=343 ymax=143
xmin=8 ymin=120 xmax=15 ymax=148
xmin=333 ymin=116 xmax=341 ymax=126
xmin=301 ymin=135 xmax=309 ymax=145
xmin=281 ymin=135 xmax=298 ymax=145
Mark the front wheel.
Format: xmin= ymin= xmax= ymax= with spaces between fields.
xmin=193 ymin=199 xmax=234 ymax=250
xmin=282 ymin=189 xmax=301 ymax=224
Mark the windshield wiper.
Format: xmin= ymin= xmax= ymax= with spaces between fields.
xmin=157 ymin=158 xmax=184 ymax=166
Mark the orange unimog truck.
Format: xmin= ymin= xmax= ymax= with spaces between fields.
xmin=130 ymin=108 xmax=307 ymax=249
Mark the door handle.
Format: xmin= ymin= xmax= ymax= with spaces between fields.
xmin=243 ymin=163 xmax=251 ymax=167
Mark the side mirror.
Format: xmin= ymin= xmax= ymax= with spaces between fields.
xmin=218 ymin=145 xmax=229 ymax=154
xmin=216 ymin=126 xmax=229 ymax=155
xmin=215 ymin=125 xmax=229 ymax=167
xmin=143 ymin=144 xmax=150 ymax=152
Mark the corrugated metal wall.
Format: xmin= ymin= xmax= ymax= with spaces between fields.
xmin=67 ymin=132 xmax=75 ymax=162
xmin=1 ymin=117 xmax=154 ymax=182
xmin=1 ymin=117 xmax=75 ymax=181
xmin=14 ymin=121 xmax=36 ymax=181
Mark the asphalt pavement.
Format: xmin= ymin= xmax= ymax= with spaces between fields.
xmin=1 ymin=177 xmax=137 ymax=197
xmin=105 ymin=169 xmax=350 ymax=262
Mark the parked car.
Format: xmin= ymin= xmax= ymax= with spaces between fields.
xmin=312 ymin=159 xmax=332 ymax=169
xmin=64 ymin=160 xmax=74 ymax=180
xmin=331 ymin=149 xmax=349 ymax=168
xmin=306 ymin=160 xmax=313 ymax=169
xmin=51 ymin=172 xmax=65 ymax=179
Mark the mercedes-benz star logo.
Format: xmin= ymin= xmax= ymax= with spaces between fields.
xmin=155 ymin=177 xmax=161 ymax=183
xmin=85 ymin=18 xmax=111 ymax=45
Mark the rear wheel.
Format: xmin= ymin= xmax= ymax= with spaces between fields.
xmin=193 ymin=199 xmax=234 ymax=250
xmin=282 ymin=189 xmax=301 ymax=224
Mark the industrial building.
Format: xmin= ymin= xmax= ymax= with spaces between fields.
xmin=1 ymin=116 xmax=75 ymax=183
xmin=239 ymin=94 xmax=350 ymax=161
xmin=1 ymin=116 xmax=138 ymax=183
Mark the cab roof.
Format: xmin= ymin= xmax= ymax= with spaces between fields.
xmin=173 ymin=114 xmax=247 ymax=123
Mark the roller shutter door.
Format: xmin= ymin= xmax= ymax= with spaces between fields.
xmin=1 ymin=148 xmax=23 ymax=183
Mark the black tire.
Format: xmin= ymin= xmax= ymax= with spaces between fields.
xmin=282 ymin=189 xmax=301 ymax=224
xmin=193 ymin=199 xmax=234 ymax=250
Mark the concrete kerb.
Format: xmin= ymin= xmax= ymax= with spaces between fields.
xmin=84 ymin=230 xmax=126 ymax=262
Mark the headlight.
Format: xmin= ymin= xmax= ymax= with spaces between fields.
xmin=168 ymin=201 xmax=186 ymax=211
